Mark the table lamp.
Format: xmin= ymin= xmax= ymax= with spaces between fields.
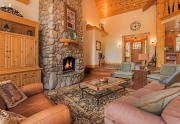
xmin=138 ymin=54 xmax=149 ymax=70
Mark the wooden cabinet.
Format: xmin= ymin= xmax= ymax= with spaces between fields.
xmin=0 ymin=11 xmax=41 ymax=87
xmin=165 ymin=33 xmax=175 ymax=48
xmin=24 ymin=37 xmax=37 ymax=67
xmin=134 ymin=69 xmax=151 ymax=87
xmin=177 ymin=53 xmax=180 ymax=64
xmin=0 ymin=32 xmax=8 ymax=68
xmin=0 ymin=70 xmax=41 ymax=87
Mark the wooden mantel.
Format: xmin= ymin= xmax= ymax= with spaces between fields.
xmin=59 ymin=39 xmax=80 ymax=46
xmin=86 ymin=24 xmax=108 ymax=36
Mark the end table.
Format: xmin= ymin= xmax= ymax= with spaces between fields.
xmin=133 ymin=69 xmax=151 ymax=87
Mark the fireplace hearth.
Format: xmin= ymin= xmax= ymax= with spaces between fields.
xmin=63 ymin=57 xmax=75 ymax=73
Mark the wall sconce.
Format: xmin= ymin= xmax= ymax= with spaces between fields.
xmin=118 ymin=43 xmax=121 ymax=47
xmin=151 ymin=40 xmax=156 ymax=44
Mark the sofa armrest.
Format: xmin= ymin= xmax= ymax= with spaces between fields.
xmin=153 ymin=70 xmax=160 ymax=74
xmin=105 ymin=102 xmax=166 ymax=124
xmin=20 ymin=104 xmax=71 ymax=124
xmin=19 ymin=83 xmax=44 ymax=97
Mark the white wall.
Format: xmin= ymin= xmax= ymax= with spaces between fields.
xmin=82 ymin=0 xmax=100 ymax=27
xmin=82 ymin=0 xmax=101 ymax=66
xmin=0 ymin=0 xmax=39 ymax=22
xmin=85 ymin=29 xmax=102 ymax=66
xmin=100 ymin=6 xmax=157 ymax=64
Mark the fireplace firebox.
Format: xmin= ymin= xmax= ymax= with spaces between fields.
xmin=63 ymin=57 xmax=75 ymax=73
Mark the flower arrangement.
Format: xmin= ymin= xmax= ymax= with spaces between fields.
xmin=98 ymin=52 xmax=105 ymax=59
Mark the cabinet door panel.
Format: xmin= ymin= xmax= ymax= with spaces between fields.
xmin=0 ymin=32 xmax=8 ymax=68
xmin=24 ymin=37 xmax=36 ymax=67
xmin=9 ymin=35 xmax=23 ymax=68
xmin=22 ymin=77 xmax=36 ymax=86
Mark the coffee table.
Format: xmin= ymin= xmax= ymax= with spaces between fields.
xmin=79 ymin=77 xmax=127 ymax=110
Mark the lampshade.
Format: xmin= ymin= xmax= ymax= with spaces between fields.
xmin=138 ymin=54 xmax=149 ymax=61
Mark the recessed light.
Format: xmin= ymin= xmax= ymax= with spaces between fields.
xmin=175 ymin=25 xmax=178 ymax=28
xmin=134 ymin=15 xmax=137 ymax=17
xmin=170 ymin=30 xmax=174 ymax=31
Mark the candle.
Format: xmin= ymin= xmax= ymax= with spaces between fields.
xmin=2 ymin=5 xmax=4 ymax=7
xmin=8 ymin=4 xmax=11 ymax=7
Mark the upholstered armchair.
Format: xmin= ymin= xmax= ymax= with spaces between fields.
xmin=147 ymin=63 xmax=180 ymax=83
xmin=111 ymin=62 xmax=135 ymax=84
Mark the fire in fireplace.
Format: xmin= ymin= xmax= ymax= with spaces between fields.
xmin=63 ymin=57 xmax=75 ymax=73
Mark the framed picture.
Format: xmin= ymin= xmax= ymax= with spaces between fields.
xmin=96 ymin=41 xmax=101 ymax=50
xmin=64 ymin=3 xmax=76 ymax=31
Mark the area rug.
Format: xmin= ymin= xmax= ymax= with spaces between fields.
xmin=44 ymin=84 xmax=135 ymax=124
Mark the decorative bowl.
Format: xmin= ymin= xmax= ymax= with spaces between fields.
xmin=100 ymin=78 xmax=108 ymax=83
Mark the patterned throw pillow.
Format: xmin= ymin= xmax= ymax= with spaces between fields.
xmin=0 ymin=109 xmax=26 ymax=124
xmin=0 ymin=80 xmax=27 ymax=109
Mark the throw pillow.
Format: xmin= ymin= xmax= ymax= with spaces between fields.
xmin=133 ymin=87 xmax=180 ymax=115
xmin=0 ymin=80 xmax=27 ymax=109
xmin=0 ymin=109 xmax=26 ymax=124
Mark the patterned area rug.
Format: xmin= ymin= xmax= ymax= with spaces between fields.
xmin=44 ymin=84 xmax=135 ymax=124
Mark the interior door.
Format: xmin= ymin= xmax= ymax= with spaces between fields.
xmin=131 ymin=41 xmax=142 ymax=62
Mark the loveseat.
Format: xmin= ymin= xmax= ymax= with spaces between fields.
xmin=104 ymin=81 xmax=180 ymax=124
xmin=0 ymin=83 xmax=71 ymax=124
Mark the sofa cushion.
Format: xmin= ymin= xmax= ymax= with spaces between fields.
xmin=144 ymin=81 xmax=165 ymax=91
xmin=131 ymin=88 xmax=154 ymax=98
xmin=121 ymin=64 xmax=131 ymax=71
xmin=147 ymin=74 xmax=168 ymax=82
xmin=133 ymin=87 xmax=180 ymax=115
xmin=0 ymin=80 xmax=27 ymax=109
xmin=9 ymin=93 xmax=54 ymax=117
xmin=160 ymin=64 xmax=176 ymax=76
xmin=0 ymin=109 xmax=26 ymax=124
xmin=105 ymin=102 xmax=166 ymax=124
xmin=113 ymin=70 xmax=133 ymax=76
xmin=161 ymin=96 xmax=180 ymax=124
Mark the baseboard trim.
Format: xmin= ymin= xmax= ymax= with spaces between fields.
xmin=85 ymin=65 xmax=99 ymax=68
xmin=105 ymin=62 xmax=121 ymax=65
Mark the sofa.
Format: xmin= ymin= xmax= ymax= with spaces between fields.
xmin=104 ymin=81 xmax=180 ymax=124
xmin=147 ymin=63 xmax=180 ymax=83
xmin=0 ymin=83 xmax=71 ymax=124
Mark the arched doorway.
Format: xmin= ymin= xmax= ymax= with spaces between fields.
xmin=122 ymin=32 xmax=150 ymax=63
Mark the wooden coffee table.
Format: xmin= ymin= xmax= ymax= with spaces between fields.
xmin=79 ymin=77 xmax=127 ymax=110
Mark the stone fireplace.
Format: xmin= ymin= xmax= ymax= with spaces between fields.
xmin=39 ymin=0 xmax=84 ymax=90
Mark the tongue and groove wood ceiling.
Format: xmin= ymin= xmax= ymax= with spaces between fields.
xmin=94 ymin=0 xmax=157 ymax=18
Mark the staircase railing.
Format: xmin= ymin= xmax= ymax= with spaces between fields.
xmin=161 ymin=0 xmax=180 ymax=20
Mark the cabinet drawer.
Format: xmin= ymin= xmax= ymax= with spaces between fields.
xmin=10 ymin=73 xmax=20 ymax=79
xmin=30 ymin=71 xmax=37 ymax=76
xmin=0 ymin=75 xmax=10 ymax=81
xmin=21 ymin=72 xmax=30 ymax=78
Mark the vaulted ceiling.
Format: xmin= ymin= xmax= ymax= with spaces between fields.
xmin=94 ymin=0 xmax=157 ymax=19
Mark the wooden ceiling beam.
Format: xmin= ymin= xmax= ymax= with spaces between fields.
xmin=143 ymin=0 xmax=157 ymax=12
xmin=97 ymin=1 xmax=147 ymax=13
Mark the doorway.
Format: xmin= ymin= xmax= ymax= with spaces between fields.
xmin=122 ymin=32 xmax=150 ymax=63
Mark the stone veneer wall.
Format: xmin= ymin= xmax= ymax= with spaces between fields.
xmin=39 ymin=0 xmax=84 ymax=90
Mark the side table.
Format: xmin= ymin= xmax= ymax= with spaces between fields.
xmin=133 ymin=69 xmax=151 ymax=87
